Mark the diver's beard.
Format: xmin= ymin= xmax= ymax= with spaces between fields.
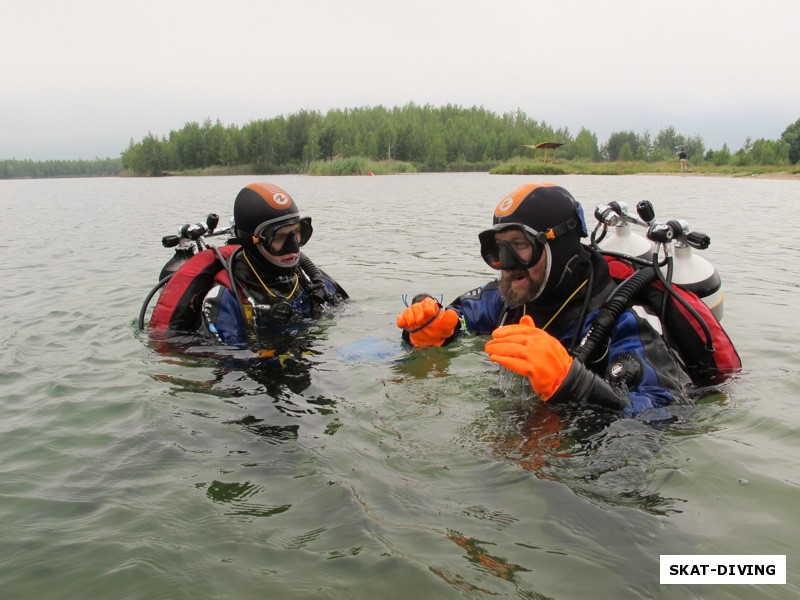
xmin=499 ymin=270 xmax=545 ymax=307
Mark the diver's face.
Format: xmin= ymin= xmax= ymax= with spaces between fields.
xmin=496 ymin=230 xmax=547 ymax=306
xmin=263 ymin=223 xmax=302 ymax=265
xmin=268 ymin=223 xmax=301 ymax=253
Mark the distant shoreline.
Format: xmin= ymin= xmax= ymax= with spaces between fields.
xmin=3 ymin=158 xmax=799 ymax=181
xmin=632 ymin=171 xmax=800 ymax=180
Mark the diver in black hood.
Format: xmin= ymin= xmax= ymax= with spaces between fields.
xmin=396 ymin=183 xmax=739 ymax=418
xmin=150 ymin=182 xmax=347 ymax=349
xmin=476 ymin=183 xmax=613 ymax=330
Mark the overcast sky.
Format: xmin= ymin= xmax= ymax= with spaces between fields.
xmin=2 ymin=0 xmax=798 ymax=160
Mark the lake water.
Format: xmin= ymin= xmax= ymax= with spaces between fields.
xmin=1 ymin=172 xmax=798 ymax=599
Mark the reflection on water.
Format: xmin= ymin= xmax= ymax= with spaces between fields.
xmin=203 ymin=480 xmax=292 ymax=519
xmin=435 ymin=532 xmax=532 ymax=593
xmin=149 ymin=348 xmax=342 ymax=445
xmin=473 ymin=377 xmax=738 ymax=516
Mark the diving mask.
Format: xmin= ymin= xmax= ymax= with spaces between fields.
xmin=479 ymin=215 xmax=582 ymax=270
xmin=479 ymin=223 xmax=549 ymax=270
xmin=253 ymin=216 xmax=313 ymax=256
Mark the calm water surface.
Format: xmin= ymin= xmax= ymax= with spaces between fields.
xmin=1 ymin=173 xmax=799 ymax=599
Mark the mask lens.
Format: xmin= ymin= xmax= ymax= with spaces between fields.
xmin=269 ymin=228 xmax=300 ymax=254
xmin=479 ymin=230 xmax=502 ymax=269
xmin=498 ymin=240 xmax=537 ymax=270
xmin=479 ymin=225 xmax=543 ymax=270
xmin=297 ymin=217 xmax=313 ymax=246
xmin=256 ymin=217 xmax=313 ymax=256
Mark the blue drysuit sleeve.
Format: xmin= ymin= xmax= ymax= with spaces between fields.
xmin=201 ymin=285 xmax=247 ymax=347
xmin=448 ymin=281 xmax=506 ymax=335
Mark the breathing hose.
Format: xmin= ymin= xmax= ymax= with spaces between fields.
xmin=299 ymin=252 xmax=324 ymax=287
xmin=573 ymin=266 xmax=657 ymax=363
xmin=299 ymin=252 xmax=349 ymax=301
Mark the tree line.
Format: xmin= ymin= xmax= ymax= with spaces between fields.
xmin=119 ymin=105 xmax=800 ymax=176
xmin=3 ymin=104 xmax=799 ymax=178
xmin=0 ymin=157 xmax=123 ymax=179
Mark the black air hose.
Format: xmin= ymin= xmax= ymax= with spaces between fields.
xmin=298 ymin=252 xmax=342 ymax=306
xmin=573 ymin=266 xmax=657 ymax=363
xmin=652 ymin=253 xmax=715 ymax=352
xmin=138 ymin=274 xmax=173 ymax=331
xmin=299 ymin=252 xmax=324 ymax=286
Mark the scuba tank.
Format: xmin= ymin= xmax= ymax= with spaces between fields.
xmin=592 ymin=201 xmax=724 ymax=320
xmin=592 ymin=204 xmax=653 ymax=260
xmin=139 ymin=213 xmax=231 ymax=331
xmin=670 ymin=242 xmax=723 ymax=320
xmin=579 ymin=199 xmax=740 ymax=382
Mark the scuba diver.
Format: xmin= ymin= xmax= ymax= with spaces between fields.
xmin=396 ymin=183 xmax=741 ymax=418
xmin=147 ymin=182 xmax=347 ymax=350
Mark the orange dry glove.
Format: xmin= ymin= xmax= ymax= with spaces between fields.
xmin=396 ymin=296 xmax=459 ymax=347
xmin=484 ymin=315 xmax=573 ymax=401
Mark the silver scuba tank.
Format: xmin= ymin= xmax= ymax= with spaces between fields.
xmin=670 ymin=242 xmax=723 ymax=320
xmin=596 ymin=220 xmax=653 ymax=259
xmin=594 ymin=203 xmax=725 ymax=320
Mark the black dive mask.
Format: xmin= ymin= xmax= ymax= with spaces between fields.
xmin=253 ymin=216 xmax=313 ymax=256
xmin=478 ymin=217 xmax=581 ymax=270
xmin=479 ymin=224 xmax=548 ymax=270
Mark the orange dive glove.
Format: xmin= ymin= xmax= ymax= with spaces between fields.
xmin=484 ymin=315 xmax=573 ymax=401
xmin=396 ymin=296 xmax=459 ymax=347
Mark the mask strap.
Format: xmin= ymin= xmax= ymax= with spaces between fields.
xmin=540 ymin=217 xmax=579 ymax=241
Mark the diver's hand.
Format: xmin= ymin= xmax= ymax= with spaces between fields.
xmin=396 ymin=296 xmax=459 ymax=347
xmin=484 ymin=315 xmax=573 ymax=400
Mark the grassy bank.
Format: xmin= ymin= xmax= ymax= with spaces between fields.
xmin=306 ymin=157 xmax=417 ymax=176
xmin=490 ymin=157 xmax=800 ymax=178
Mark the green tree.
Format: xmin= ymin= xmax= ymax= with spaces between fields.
xmin=123 ymin=132 xmax=167 ymax=176
xmin=781 ymin=117 xmax=800 ymax=164
xmin=244 ymin=118 xmax=289 ymax=169
xmin=201 ymin=118 xmax=226 ymax=167
xmin=425 ymin=133 xmax=448 ymax=170
xmin=302 ymin=124 xmax=321 ymax=164
xmin=654 ymin=125 xmax=684 ymax=151
xmin=709 ymin=144 xmax=732 ymax=166
xmin=749 ymin=138 xmax=789 ymax=165
xmin=169 ymin=121 xmax=204 ymax=169
xmin=603 ymin=131 xmax=638 ymax=161
xmin=636 ymin=131 xmax=652 ymax=161
xmin=377 ymin=118 xmax=396 ymax=160
xmin=118 ymin=104 xmax=800 ymax=176
xmin=286 ymin=110 xmax=322 ymax=162
xmin=684 ymin=135 xmax=705 ymax=165
xmin=220 ymin=129 xmax=240 ymax=166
